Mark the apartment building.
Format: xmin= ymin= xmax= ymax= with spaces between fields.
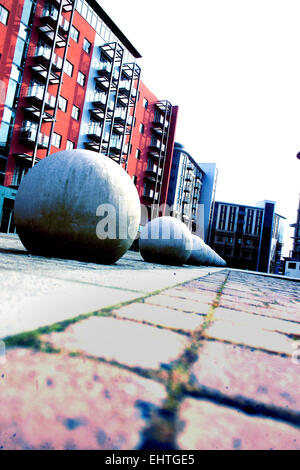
xmin=167 ymin=143 xmax=217 ymax=242
xmin=209 ymin=200 xmax=285 ymax=273
xmin=0 ymin=0 xmax=178 ymax=232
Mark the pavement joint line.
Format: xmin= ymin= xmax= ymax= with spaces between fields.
xmin=3 ymin=271 xmax=227 ymax=349
xmin=186 ymin=386 xmax=300 ymax=429
xmin=137 ymin=272 xmax=231 ymax=449
xmin=214 ymin=305 xmax=300 ymax=326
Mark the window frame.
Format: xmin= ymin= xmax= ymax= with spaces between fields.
xmin=71 ymin=104 xmax=80 ymax=120
xmin=0 ymin=4 xmax=9 ymax=25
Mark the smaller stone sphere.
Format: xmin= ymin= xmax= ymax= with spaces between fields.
xmin=187 ymin=235 xmax=209 ymax=265
xmin=14 ymin=149 xmax=141 ymax=264
xmin=139 ymin=216 xmax=193 ymax=266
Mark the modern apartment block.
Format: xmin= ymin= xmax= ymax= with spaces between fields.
xmin=0 ymin=0 xmax=178 ymax=233
xmin=209 ymin=200 xmax=285 ymax=273
xmin=167 ymin=143 xmax=217 ymax=242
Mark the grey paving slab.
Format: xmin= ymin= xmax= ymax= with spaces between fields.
xmin=42 ymin=316 xmax=189 ymax=370
xmin=0 ymin=235 xmax=225 ymax=339
xmin=113 ymin=302 xmax=205 ymax=332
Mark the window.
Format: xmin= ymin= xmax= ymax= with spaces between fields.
xmin=71 ymin=105 xmax=80 ymax=120
xmin=135 ymin=148 xmax=141 ymax=160
xmin=0 ymin=4 xmax=9 ymax=25
xmin=132 ymin=175 xmax=137 ymax=186
xmin=52 ymin=132 xmax=61 ymax=148
xmin=83 ymin=37 xmax=91 ymax=54
xmin=58 ymin=96 xmax=67 ymax=112
xmin=288 ymin=262 xmax=296 ymax=269
xmin=70 ymin=25 xmax=79 ymax=42
xmin=245 ymin=239 xmax=252 ymax=246
xmin=139 ymin=123 xmax=144 ymax=134
xmin=66 ymin=140 xmax=74 ymax=150
xmin=143 ymin=98 xmax=148 ymax=109
xmin=64 ymin=60 xmax=73 ymax=77
xmin=77 ymin=71 xmax=86 ymax=87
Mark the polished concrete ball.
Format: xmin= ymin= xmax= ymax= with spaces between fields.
xmin=187 ymin=235 xmax=209 ymax=266
xmin=14 ymin=149 xmax=141 ymax=264
xmin=139 ymin=216 xmax=193 ymax=266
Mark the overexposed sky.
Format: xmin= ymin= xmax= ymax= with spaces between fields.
xmin=99 ymin=0 xmax=300 ymax=254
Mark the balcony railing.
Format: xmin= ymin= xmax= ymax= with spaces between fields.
xmin=98 ymin=62 xmax=112 ymax=75
xmin=19 ymin=126 xmax=49 ymax=148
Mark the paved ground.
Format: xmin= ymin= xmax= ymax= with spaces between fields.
xmin=0 ymin=234 xmax=300 ymax=450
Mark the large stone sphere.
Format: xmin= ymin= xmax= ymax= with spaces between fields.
xmin=14 ymin=149 xmax=141 ymax=264
xmin=187 ymin=235 xmax=209 ymax=266
xmin=139 ymin=216 xmax=193 ymax=266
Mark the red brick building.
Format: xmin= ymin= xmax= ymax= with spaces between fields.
xmin=0 ymin=0 xmax=178 ymax=232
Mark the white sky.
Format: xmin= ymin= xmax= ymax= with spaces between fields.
xmin=99 ymin=0 xmax=300 ymax=255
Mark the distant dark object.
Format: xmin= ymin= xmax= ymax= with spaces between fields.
xmin=297 ymin=152 xmax=300 ymax=160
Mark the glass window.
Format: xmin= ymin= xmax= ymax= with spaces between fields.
xmin=139 ymin=123 xmax=144 ymax=134
xmin=70 ymin=25 xmax=79 ymax=42
xmin=0 ymin=4 xmax=9 ymax=25
xmin=4 ymin=80 xmax=17 ymax=108
xmin=76 ymin=0 xmax=83 ymax=14
xmin=52 ymin=132 xmax=61 ymax=148
xmin=143 ymin=98 xmax=148 ymax=109
xmin=135 ymin=148 xmax=141 ymax=160
xmin=66 ymin=140 xmax=74 ymax=150
xmin=77 ymin=71 xmax=85 ymax=86
xmin=10 ymin=64 xmax=21 ymax=82
xmin=64 ymin=60 xmax=73 ymax=77
xmin=83 ymin=37 xmax=91 ymax=54
xmin=71 ymin=105 xmax=80 ymax=120
xmin=58 ymin=95 xmax=67 ymax=112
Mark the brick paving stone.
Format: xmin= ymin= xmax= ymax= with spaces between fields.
xmin=190 ymin=341 xmax=300 ymax=414
xmin=145 ymin=295 xmax=212 ymax=315
xmin=161 ymin=288 xmax=216 ymax=304
xmin=220 ymin=295 xmax=268 ymax=310
xmin=176 ymin=398 xmax=300 ymax=450
xmin=214 ymin=307 xmax=300 ymax=336
xmin=203 ymin=320 xmax=294 ymax=355
xmin=42 ymin=317 xmax=189 ymax=370
xmin=113 ymin=303 xmax=205 ymax=332
xmin=0 ymin=348 xmax=167 ymax=450
xmin=219 ymin=296 xmax=300 ymax=323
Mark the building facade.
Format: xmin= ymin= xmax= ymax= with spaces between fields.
xmin=209 ymin=200 xmax=285 ymax=273
xmin=0 ymin=0 xmax=178 ymax=233
xmin=289 ymin=194 xmax=300 ymax=262
xmin=167 ymin=143 xmax=217 ymax=242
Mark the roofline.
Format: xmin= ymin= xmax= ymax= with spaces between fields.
xmin=173 ymin=142 xmax=204 ymax=175
xmin=215 ymin=201 xmax=286 ymax=218
xmin=89 ymin=0 xmax=142 ymax=58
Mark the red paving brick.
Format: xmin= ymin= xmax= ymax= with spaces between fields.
xmin=0 ymin=348 xmax=166 ymax=450
xmin=177 ymin=398 xmax=300 ymax=450
xmin=191 ymin=340 xmax=300 ymax=415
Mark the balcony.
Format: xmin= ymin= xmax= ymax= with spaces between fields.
xmin=86 ymin=123 xmax=102 ymax=141
xmin=91 ymin=92 xmax=106 ymax=109
xmin=19 ymin=125 xmax=49 ymax=149
xmin=118 ymin=80 xmax=130 ymax=95
xmin=150 ymin=141 xmax=166 ymax=153
xmin=114 ymin=107 xmax=127 ymax=122
xmin=97 ymin=62 xmax=112 ymax=77
xmin=38 ymin=12 xmax=69 ymax=48
xmin=143 ymin=189 xmax=159 ymax=201
xmin=26 ymin=85 xmax=56 ymax=110
xmin=34 ymin=46 xmax=63 ymax=72
xmin=50 ymin=0 xmax=73 ymax=12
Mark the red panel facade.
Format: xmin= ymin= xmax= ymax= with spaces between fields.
xmin=4 ymin=2 xmax=96 ymax=186
xmin=0 ymin=0 xmax=25 ymax=122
